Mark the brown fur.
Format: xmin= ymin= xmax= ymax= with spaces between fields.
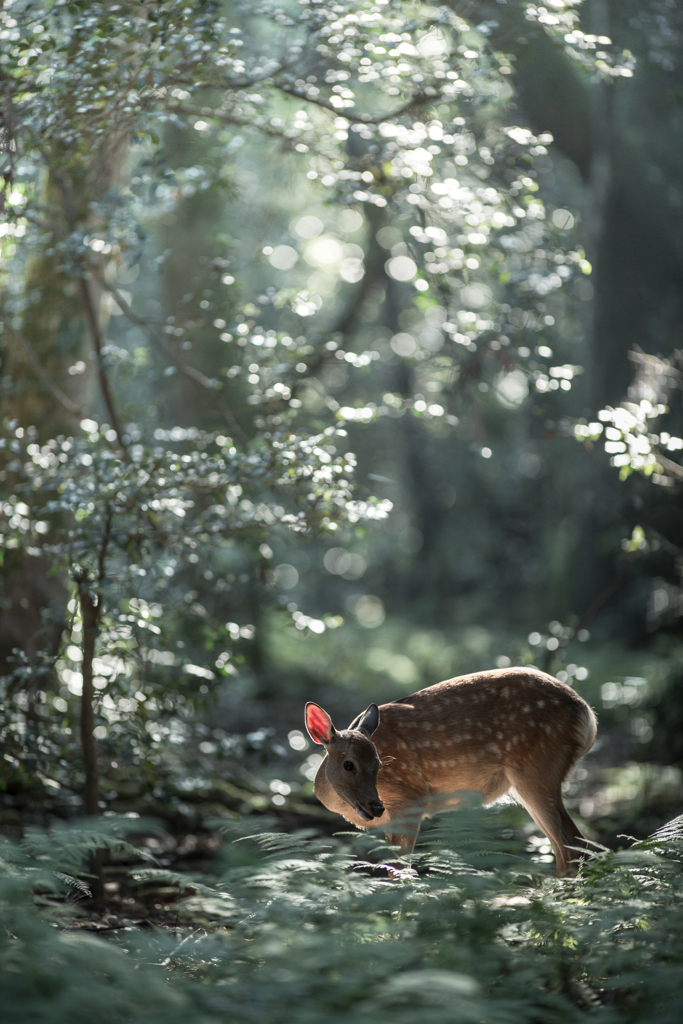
xmin=307 ymin=668 xmax=597 ymax=876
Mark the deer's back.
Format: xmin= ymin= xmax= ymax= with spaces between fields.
xmin=372 ymin=667 xmax=596 ymax=796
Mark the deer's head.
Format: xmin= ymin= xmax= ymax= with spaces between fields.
xmin=305 ymin=702 xmax=385 ymax=821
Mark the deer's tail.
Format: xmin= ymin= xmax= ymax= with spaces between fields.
xmin=575 ymin=702 xmax=597 ymax=759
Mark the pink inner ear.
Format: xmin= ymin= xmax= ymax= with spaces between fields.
xmin=306 ymin=705 xmax=332 ymax=744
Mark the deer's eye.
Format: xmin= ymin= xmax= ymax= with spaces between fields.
xmin=343 ymin=760 xmax=355 ymax=772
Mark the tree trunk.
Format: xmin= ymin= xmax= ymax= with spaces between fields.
xmin=0 ymin=135 xmax=128 ymax=670
xmin=78 ymin=582 xmax=103 ymax=899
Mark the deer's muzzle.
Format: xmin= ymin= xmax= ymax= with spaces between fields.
xmin=356 ymin=800 xmax=385 ymax=821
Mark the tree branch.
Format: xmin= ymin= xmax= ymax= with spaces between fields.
xmin=99 ymin=277 xmax=219 ymax=390
xmin=3 ymin=322 xmax=89 ymax=419
xmin=653 ymin=451 xmax=683 ymax=483
xmin=275 ymin=85 xmax=436 ymax=125
xmin=168 ymin=86 xmax=435 ymax=134
xmin=98 ymin=509 xmax=113 ymax=584
xmin=79 ymin=274 xmax=129 ymax=459
xmin=97 ymin=274 xmax=248 ymax=443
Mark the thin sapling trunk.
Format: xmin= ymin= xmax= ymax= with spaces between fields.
xmin=75 ymin=513 xmax=111 ymax=900
xmin=78 ymin=579 xmax=104 ymax=900
xmin=79 ymin=584 xmax=99 ymax=818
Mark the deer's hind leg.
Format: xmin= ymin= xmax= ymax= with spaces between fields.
xmin=481 ymin=769 xmax=512 ymax=805
xmin=558 ymin=802 xmax=591 ymax=862
xmin=506 ymin=771 xmax=577 ymax=876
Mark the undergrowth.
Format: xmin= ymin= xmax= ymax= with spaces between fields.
xmin=2 ymin=807 xmax=683 ymax=1023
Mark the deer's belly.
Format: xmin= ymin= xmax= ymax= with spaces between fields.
xmin=380 ymin=760 xmax=511 ymax=804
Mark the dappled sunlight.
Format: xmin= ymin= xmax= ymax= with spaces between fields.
xmin=1 ymin=0 xmax=681 ymax=1019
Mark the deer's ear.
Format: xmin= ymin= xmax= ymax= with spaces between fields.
xmin=357 ymin=703 xmax=380 ymax=739
xmin=305 ymin=702 xmax=336 ymax=745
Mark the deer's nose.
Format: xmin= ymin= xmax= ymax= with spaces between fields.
xmin=369 ymin=800 xmax=385 ymax=817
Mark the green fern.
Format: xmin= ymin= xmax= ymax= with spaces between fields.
xmin=3 ymin=811 xmax=683 ymax=1022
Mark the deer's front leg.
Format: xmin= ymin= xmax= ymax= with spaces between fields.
xmin=377 ymin=784 xmax=423 ymax=858
xmin=379 ymin=821 xmax=420 ymax=880
xmin=384 ymin=821 xmax=420 ymax=855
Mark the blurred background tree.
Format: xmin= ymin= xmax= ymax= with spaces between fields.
xmin=1 ymin=0 xmax=682 ymax=863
